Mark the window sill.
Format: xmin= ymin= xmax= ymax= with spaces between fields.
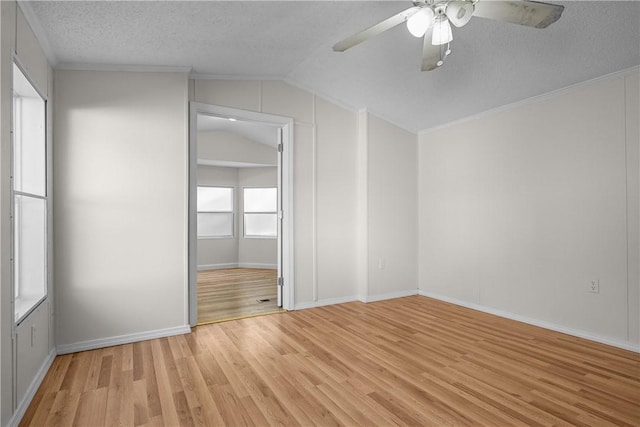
xmin=197 ymin=236 xmax=235 ymax=240
xmin=15 ymin=295 xmax=47 ymax=325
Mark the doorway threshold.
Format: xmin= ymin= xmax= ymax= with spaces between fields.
xmin=196 ymin=309 xmax=286 ymax=326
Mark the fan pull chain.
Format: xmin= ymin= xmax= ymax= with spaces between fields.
xmin=436 ymin=42 xmax=451 ymax=67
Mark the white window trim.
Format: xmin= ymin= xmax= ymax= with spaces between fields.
xmin=197 ymin=185 xmax=235 ymax=239
xmin=243 ymin=186 xmax=277 ymax=239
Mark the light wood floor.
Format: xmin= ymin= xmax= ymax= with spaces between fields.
xmin=20 ymin=296 xmax=640 ymax=426
xmin=197 ymin=268 xmax=280 ymax=324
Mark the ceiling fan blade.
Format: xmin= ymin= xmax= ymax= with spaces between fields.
xmin=333 ymin=6 xmax=421 ymax=52
xmin=421 ymin=26 xmax=441 ymax=72
xmin=473 ymin=0 xmax=564 ymax=29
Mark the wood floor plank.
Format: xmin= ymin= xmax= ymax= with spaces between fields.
xmin=150 ymin=340 xmax=181 ymax=427
xmin=41 ymin=389 xmax=81 ymax=427
xmin=19 ymin=296 xmax=640 ymax=426
xmin=132 ymin=379 xmax=150 ymax=426
xmin=72 ymin=387 xmax=108 ymax=426
xmin=19 ymin=392 xmax=56 ymax=427
xmin=197 ymin=268 xmax=282 ymax=324
xmin=183 ymin=355 xmax=227 ymax=426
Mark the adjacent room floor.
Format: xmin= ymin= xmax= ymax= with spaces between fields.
xmin=197 ymin=268 xmax=281 ymax=324
xmin=20 ymin=296 xmax=640 ymax=426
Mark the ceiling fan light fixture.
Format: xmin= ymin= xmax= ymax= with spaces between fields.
xmin=332 ymin=0 xmax=564 ymax=72
xmin=406 ymin=7 xmax=435 ymax=38
xmin=446 ymin=1 xmax=474 ymax=27
xmin=432 ymin=16 xmax=453 ymax=45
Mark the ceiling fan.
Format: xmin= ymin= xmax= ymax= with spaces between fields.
xmin=333 ymin=0 xmax=564 ymax=71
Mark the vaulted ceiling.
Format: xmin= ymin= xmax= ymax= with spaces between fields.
xmin=23 ymin=1 xmax=640 ymax=132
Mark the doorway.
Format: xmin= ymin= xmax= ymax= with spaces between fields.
xmin=188 ymin=103 xmax=294 ymax=326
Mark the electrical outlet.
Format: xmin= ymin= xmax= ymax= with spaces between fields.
xmin=378 ymin=259 xmax=385 ymax=269
xmin=589 ymin=280 xmax=600 ymax=293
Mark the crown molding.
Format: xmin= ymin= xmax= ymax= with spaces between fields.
xmin=190 ymin=73 xmax=283 ymax=81
xmin=17 ymin=1 xmax=57 ymax=66
xmin=56 ymin=63 xmax=193 ymax=73
xmin=420 ymin=65 xmax=640 ymax=135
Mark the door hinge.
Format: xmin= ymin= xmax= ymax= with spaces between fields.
xmin=277 ymin=143 xmax=283 ymax=153
xmin=277 ymin=277 xmax=284 ymax=287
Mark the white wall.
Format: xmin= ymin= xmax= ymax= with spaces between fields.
xmin=197 ymin=165 xmax=239 ymax=269
xmin=54 ymin=70 xmax=190 ymax=351
xmin=313 ymin=97 xmax=359 ymax=301
xmin=366 ymin=114 xmax=418 ymax=300
xmin=418 ymin=69 xmax=640 ymax=349
xmin=238 ymin=167 xmax=278 ymax=268
xmin=1 ymin=2 xmax=54 ymax=424
xmin=198 ymin=130 xmax=276 ymax=165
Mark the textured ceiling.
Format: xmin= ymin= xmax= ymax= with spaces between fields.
xmin=25 ymin=1 xmax=640 ymax=132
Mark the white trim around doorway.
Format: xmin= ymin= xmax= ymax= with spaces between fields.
xmin=188 ymin=102 xmax=295 ymax=326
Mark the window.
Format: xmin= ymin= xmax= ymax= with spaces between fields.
xmin=243 ymin=187 xmax=277 ymax=238
xmin=197 ymin=186 xmax=234 ymax=238
xmin=13 ymin=63 xmax=47 ymax=323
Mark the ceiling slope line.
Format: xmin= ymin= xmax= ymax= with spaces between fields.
xmin=419 ymin=65 xmax=640 ymax=136
xmin=285 ymin=75 xmax=420 ymax=135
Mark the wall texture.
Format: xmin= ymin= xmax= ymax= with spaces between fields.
xmin=54 ymin=70 xmax=190 ymax=350
xmin=366 ymin=113 xmax=418 ymax=300
xmin=418 ymin=69 xmax=640 ymax=349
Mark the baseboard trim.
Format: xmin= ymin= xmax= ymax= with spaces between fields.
xmin=238 ymin=263 xmax=277 ymax=270
xmin=198 ymin=263 xmax=278 ymax=271
xmin=57 ymin=325 xmax=192 ymax=355
xmin=362 ymin=289 xmax=418 ymax=303
xmin=198 ymin=263 xmax=237 ymax=271
xmin=9 ymin=348 xmax=57 ymax=427
xmin=294 ymin=296 xmax=359 ymax=310
xmin=295 ymin=290 xmax=419 ymax=310
xmin=419 ymin=290 xmax=640 ymax=353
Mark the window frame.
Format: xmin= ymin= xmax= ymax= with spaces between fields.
xmin=196 ymin=185 xmax=235 ymax=239
xmin=242 ymin=186 xmax=278 ymax=239
xmin=12 ymin=60 xmax=49 ymax=325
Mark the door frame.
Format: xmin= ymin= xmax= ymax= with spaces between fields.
xmin=188 ymin=102 xmax=295 ymax=326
